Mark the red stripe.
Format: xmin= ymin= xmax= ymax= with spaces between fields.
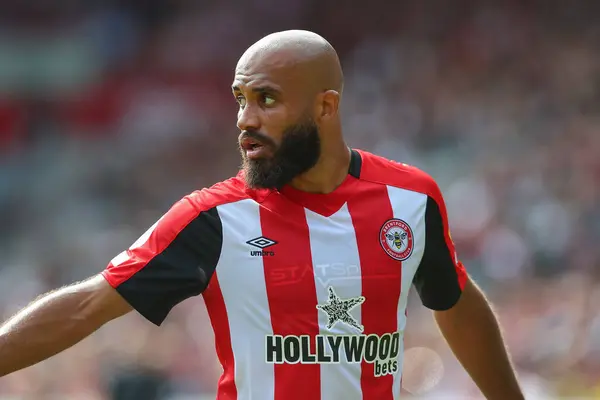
xmin=347 ymin=182 xmax=401 ymax=400
xmin=260 ymin=195 xmax=321 ymax=400
xmin=203 ymin=273 xmax=238 ymax=400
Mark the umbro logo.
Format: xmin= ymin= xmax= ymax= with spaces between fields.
xmin=246 ymin=236 xmax=277 ymax=257
xmin=246 ymin=236 xmax=277 ymax=249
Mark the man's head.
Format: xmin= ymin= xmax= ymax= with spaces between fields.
xmin=232 ymin=30 xmax=344 ymax=190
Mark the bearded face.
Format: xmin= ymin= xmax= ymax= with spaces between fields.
xmin=239 ymin=117 xmax=321 ymax=190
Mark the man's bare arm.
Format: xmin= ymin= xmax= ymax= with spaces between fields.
xmin=434 ymin=277 xmax=524 ymax=400
xmin=0 ymin=274 xmax=132 ymax=377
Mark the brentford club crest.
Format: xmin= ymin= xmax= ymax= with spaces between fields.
xmin=379 ymin=219 xmax=414 ymax=261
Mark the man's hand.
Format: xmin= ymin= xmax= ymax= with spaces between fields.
xmin=434 ymin=277 xmax=525 ymax=400
xmin=0 ymin=274 xmax=132 ymax=377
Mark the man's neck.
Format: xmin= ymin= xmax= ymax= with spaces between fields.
xmin=288 ymin=145 xmax=351 ymax=194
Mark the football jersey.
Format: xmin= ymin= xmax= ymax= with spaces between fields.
xmin=102 ymin=149 xmax=467 ymax=400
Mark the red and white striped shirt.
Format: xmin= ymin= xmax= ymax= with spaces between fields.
xmin=102 ymin=149 xmax=467 ymax=400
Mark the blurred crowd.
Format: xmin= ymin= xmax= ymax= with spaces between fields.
xmin=0 ymin=0 xmax=599 ymax=398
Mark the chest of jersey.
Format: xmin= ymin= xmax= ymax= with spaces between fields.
xmin=209 ymin=188 xmax=427 ymax=335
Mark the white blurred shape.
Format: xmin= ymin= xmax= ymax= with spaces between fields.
xmin=481 ymin=225 xmax=529 ymax=280
xmin=401 ymin=347 xmax=444 ymax=395
xmin=519 ymin=372 xmax=556 ymax=400
xmin=445 ymin=177 xmax=495 ymax=238
xmin=525 ymin=200 xmax=573 ymax=256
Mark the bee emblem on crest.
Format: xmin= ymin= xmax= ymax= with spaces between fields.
xmin=386 ymin=231 xmax=407 ymax=251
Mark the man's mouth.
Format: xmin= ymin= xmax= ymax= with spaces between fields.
xmin=240 ymin=137 xmax=263 ymax=151
xmin=240 ymin=137 xmax=270 ymax=159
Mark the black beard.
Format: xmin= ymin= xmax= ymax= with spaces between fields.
xmin=239 ymin=119 xmax=321 ymax=190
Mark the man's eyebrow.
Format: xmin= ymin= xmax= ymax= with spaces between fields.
xmin=231 ymin=85 xmax=282 ymax=95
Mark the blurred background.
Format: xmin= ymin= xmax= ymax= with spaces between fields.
xmin=0 ymin=0 xmax=599 ymax=398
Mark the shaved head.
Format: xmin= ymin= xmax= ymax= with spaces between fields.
xmin=233 ymin=30 xmax=345 ymax=190
xmin=237 ymin=30 xmax=344 ymax=95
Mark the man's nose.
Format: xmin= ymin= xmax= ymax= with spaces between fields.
xmin=237 ymin=104 xmax=261 ymax=132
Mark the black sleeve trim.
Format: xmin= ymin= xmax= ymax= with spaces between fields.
xmin=117 ymin=207 xmax=223 ymax=325
xmin=413 ymin=196 xmax=462 ymax=310
xmin=348 ymin=149 xmax=362 ymax=179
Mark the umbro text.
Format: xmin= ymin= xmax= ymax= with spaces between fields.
xmin=250 ymin=250 xmax=275 ymax=257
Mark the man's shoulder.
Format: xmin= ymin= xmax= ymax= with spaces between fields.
xmin=141 ymin=175 xmax=249 ymax=239
xmin=186 ymin=173 xmax=253 ymax=212
xmin=355 ymin=149 xmax=439 ymax=199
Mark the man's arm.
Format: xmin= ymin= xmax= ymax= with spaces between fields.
xmin=0 ymin=192 xmax=222 ymax=378
xmin=409 ymin=172 xmax=524 ymax=399
xmin=0 ymin=274 xmax=132 ymax=377
xmin=434 ymin=277 xmax=524 ymax=400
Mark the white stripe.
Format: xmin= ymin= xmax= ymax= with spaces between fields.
xmin=216 ymin=199 xmax=274 ymax=400
xmin=305 ymin=204 xmax=363 ymax=400
xmin=385 ymin=186 xmax=428 ymax=399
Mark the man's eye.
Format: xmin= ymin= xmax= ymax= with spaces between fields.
xmin=263 ymin=95 xmax=275 ymax=106
xmin=236 ymin=96 xmax=246 ymax=107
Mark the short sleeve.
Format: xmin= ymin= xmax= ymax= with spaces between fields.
xmin=102 ymin=196 xmax=223 ymax=325
xmin=412 ymin=184 xmax=467 ymax=311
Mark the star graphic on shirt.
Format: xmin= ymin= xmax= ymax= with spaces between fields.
xmin=316 ymin=287 xmax=366 ymax=332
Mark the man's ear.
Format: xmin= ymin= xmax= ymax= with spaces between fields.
xmin=315 ymin=90 xmax=340 ymax=121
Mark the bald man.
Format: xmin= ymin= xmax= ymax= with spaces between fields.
xmin=0 ymin=31 xmax=524 ymax=400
